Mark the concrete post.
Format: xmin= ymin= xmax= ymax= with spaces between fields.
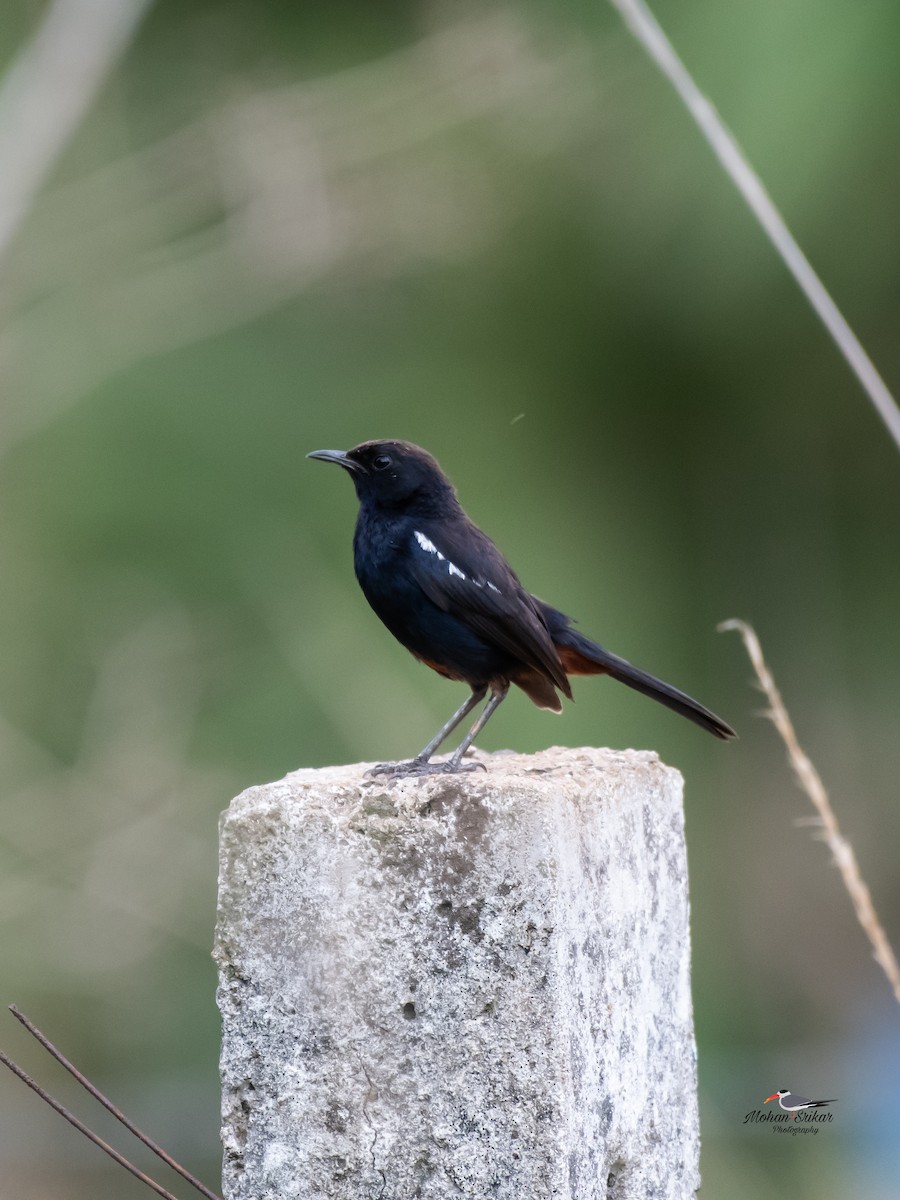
xmin=215 ymin=747 xmax=700 ymax=1200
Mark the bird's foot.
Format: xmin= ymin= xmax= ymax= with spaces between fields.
xmin=366 ymin=756 xmax=487 ymax=779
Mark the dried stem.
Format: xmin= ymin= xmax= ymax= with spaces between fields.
xmin=8 ymin=1005 xmax=222 ymax=1200
xmin=607 ymin=0 xmax=900 ymax=453
xmin=720 ymin=619 xmax=900 ymax=1004
xmin=0 ymin=1047 xmax=182 ymax=1200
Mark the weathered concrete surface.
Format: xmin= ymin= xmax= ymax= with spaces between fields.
xmin=215 ymin=747 xmax=700 ymax=1200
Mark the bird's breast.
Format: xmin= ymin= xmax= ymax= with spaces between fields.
xmin=351 ymin=511 xmax=516 ymax=685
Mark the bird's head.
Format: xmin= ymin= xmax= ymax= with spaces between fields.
xmin=763 ymin=1090 xmax=789 ymax=1103
xmin=307 ymin=440 xmax=457 ymax=513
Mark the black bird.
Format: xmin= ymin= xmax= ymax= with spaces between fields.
xmin=308 ymin=440 xmax=735 ymax=776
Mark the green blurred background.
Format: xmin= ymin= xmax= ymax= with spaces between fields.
xmin=1 ymin=1 xmax=899 ymax=1196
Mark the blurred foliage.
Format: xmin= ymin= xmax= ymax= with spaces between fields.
xmin=1 ymin=1 xmax=899 ymax=1197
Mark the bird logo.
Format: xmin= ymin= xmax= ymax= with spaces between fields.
xmin=763 ymin=1089 xmax=837 ymax=1119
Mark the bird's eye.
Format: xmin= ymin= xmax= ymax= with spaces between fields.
xmin=373 ymin=454 xmax=392 ymax=471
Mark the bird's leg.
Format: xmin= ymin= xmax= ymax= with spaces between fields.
xmin=367 ymin=687 xmax=487 ymax=778
xmin=442 ymin=684 xmax=508 ymax=771
xmin=414 ymin=687 xmax=488 ymax=763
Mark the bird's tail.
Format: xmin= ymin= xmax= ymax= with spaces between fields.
xmin=538 ymin=602 xmax=736 ymax=740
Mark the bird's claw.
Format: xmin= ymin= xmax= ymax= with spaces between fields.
xmin=366 ymin=757 xmax=487 ymax=779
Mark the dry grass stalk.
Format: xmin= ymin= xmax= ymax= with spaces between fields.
xmin=720 ymin=619 xmax=900 ymax=1005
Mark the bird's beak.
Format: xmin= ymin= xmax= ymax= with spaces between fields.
xmin=306 ymin=449 xmax=364 ymax=475
xmin=763 ymin=1094 xmax=778 ymax=1104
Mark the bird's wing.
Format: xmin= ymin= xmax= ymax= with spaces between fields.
xmin=408 ymin=519 xmax=571 ymax=695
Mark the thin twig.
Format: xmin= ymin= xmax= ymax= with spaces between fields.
xmin=0 ymin=1048 xmax=182 ymax=1200
xmin=8 ymin=1005 xmax=222 ymax=1200
xmin=607 ymin=0 xmax=900 ymax=453
xmin=720 ymin=619 xmax=900 ymax=1005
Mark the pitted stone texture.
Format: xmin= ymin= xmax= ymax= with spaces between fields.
xmin=215 ymin=746 xmax=700 ymax=1200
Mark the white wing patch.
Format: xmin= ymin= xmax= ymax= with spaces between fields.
xmin=414 ymin=529 xmax=449 ymax=562
xmin=414 ymin=530 xmax=502 ymax=594
xmin=414 ymin=530 xmax=440 ymax=556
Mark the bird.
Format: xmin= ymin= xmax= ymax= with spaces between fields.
xmin=307 ymin=439 xmax=735 ymax=777
xmin=763 ymin=1090 xmax=837 ymax=1119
